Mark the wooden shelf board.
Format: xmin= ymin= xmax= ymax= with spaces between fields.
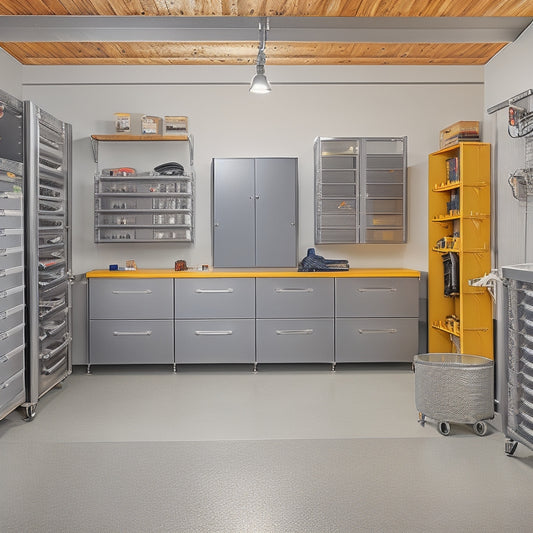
xmin=91 ymin=134 xmax=189 ymax=142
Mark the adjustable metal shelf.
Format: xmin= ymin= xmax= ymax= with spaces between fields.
xmin=428 ymin=142 xmax=493 ymax=358
xmin=91 ymin=134 xmax=194 ymax=243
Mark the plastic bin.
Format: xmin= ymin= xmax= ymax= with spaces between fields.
xmin=414 ymin=353 xmax=494 ymax=436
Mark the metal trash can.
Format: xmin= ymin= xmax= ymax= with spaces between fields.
xmin=414 ymin=353 xmax=494 ymax=436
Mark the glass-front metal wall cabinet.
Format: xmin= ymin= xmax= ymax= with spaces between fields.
xmin=91 ymin=135 xmax=194 ymax=243
xmin=314 ymin=137 xmax=407 ymax=244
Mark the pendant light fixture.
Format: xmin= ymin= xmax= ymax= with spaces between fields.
xmin=250 ymin=17 xmax=271 ymax=94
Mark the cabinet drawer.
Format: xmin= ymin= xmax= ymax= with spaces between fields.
xmin=175 ymin=319 xmax=254 ymax=364
xmin=89 ymin=279 xmax=173 ymax=319
xmin=0 ymin=286 xmax=23 ymax=314
xmin=90 ymin=320 xmax=173 ymax=364
xmin=0 ymin=266 xmax=23 ymax=293
xmin=256 ymin=319 xmax=334 ymax=364
xmin=0 ymin=209 xmax=22 ymax=229
xmin=0 ymin=346 xmax=24 ymax=382
xmin=0 ymin=247 xmax=23 ymax=270
xmin=335 ymin=278 xmax=418 ymax=317
xmin=0 ymin=229 xmax=23 ymax=249
xmin=0 ymin=369 xmax=24 ymax=411
xmin=0 ymin=195 xmax=22 ymax=211
xmin=335 ymin=318 xmax=418 ymax=363
xmin=0 ymin=306 xmax=24 ymax=335
xmin=0 ymin=323 xmax=24 ymax=356
xmin=256 ymin=278 xmax=334 ymax=318
xmin=174 ymin=278 xmax=254 ymax=319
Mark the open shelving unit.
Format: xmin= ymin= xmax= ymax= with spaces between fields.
xmin=428 ymin=142 xmax=493 ymax=358
xmin=91 ymin=134 xmax=194 ymax=243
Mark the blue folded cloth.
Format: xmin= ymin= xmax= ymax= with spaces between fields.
xmin=298 ymin=248 xmax=349 ymax=272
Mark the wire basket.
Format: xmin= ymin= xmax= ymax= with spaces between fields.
xmin=508 ymin=169 xmax=533 ymax=201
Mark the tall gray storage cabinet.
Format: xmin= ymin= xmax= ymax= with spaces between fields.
xmin=314 ymin=137 xmax=407 ymax=244
xmin=212 ymin=158 xmax=298 ymax=267
xmin=0 ymin=89 xmax=26 ymax=422
xmin=24 ymin=102 xmax=72 ymax=418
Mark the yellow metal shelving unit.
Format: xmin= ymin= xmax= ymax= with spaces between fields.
xmin=428 ymin=142 xmax=493 ymax=359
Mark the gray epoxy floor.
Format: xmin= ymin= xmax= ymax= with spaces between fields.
xmin=1 ymin=363 xmax=533 ymax=533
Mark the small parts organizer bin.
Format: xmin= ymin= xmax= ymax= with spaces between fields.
xmin=414 ymin=353 xmax=494 ymax=436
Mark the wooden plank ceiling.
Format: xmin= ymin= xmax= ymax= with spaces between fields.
xmin=0 ymin=41 xmax=508 ymax=66
xmin=0 ymin=0 xmax=530 ymax=65
xmin=1 ymin=0 xmax=532 ymax=17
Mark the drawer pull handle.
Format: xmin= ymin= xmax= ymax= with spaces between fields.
xmin=275 ymin=288 xmax=314 ymax=293
xmin=43 ymin=356 xmax=66 ymax=375
xmin=112 ymin=290 xmax=152 ymax=295
xmin=113 ymin=330 xmax=152 ymax=336
xmin=357 ymin=288 xmax=397 ymax=293
xmin=358 ymin=328 xmax=398 ymax=334
xmin=194 ymin=330 xmax=233 ymax=336
xmin=195 ymin=289 xmax=234 ymax=294
xmin=0 ymin=380 xmax=9 ymax=390
xmin=276 ymin=329 xmax=314 ymax=335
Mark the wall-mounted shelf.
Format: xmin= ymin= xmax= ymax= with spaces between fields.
xmin=91 ymin=133 xmax=195 ymax=243
xmin=90 ymin=134 xmax=194 ymax=165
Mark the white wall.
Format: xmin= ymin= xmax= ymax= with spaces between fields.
xmin=484 ymin=22 xmax=533 ymax=267
xmin=0 ymin=48 xmax=22 ymax=98
xmin=21 ymin=64 xmax=484 ymax=275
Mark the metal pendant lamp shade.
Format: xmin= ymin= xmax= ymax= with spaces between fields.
xmin=250 ymin=18 xmax=271 ymax=94
xmin=250 ymin=64 xmax=271 ymax=94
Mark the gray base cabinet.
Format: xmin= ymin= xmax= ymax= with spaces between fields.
xmin=88 ymin=274 xmax=419 ymax=368
xmin=256 ymin=318 xmax=334 ymax=363
xmin=175 ymin=319 xmax=255 ymax=364
xmin=335 ymin=277 xmax=419 ymax=363
xmin=88 ymin=278 xmax=174 ymax=369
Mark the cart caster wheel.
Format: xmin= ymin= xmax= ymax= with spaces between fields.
xmin=438 ymin=421 xmax=451 ymax=436
xmin=473 ymin=421 xmax=487 ymax=436
xmin=23 ymin=404 xmax=36 ymax=421
xmin=418 ymin=412 xmax=426 ymax=426
xmin=505 ymin=439 xmax=518 ymax=456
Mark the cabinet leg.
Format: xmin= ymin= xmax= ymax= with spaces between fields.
xmin=331 ymin=362 xmax=336 ymax=372
xmin=173 ymin=363 xmax=177 ymax=373
xmin=253 ymin=362 xmax=258 ymax=373
xmin=86 ymin=364 xmax=91 ymax=375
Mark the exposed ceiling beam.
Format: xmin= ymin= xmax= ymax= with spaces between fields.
xmin=0 ymin=16 xmax=529 ymax=43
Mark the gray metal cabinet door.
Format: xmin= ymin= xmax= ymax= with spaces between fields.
xmin=255 ymin=158 xmax=298 ymax=267
xmin=174 ymin=278 xmax=254 ymax=319
xmin=256 ymin=318 xmax=334 ymax=363
xmin=256 ymin=278 xmax=334 ymax=318
xmin=89 ymin=279 xmax=173 ymax=319
xmin=335 ymin=278 xmax=418 ymax=318
xmin=335 ymin=317 xmax=418 ymax=362
xmin=175 ymin=319 xmax=255 ymax=363
xmin=90 ymin=319 xmax=173 ymax=364
xmin=212 ymin=158 xmax=255 ymax=267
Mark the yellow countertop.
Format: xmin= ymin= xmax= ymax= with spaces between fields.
xmin=86 ymin=268 xmax=420 ymax=279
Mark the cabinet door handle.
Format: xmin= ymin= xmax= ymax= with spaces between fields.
xmin=195 ymin=288 xmax=234 ymax=294
xmin=276 ymin=329 xmax=314 ymax=335
xmin=357 ymin=288 xmax=397 ymax=293
xmin=113 ymin=330 xmax=152 ymax=336
xmin=358 ymin=329 xmax=398 ymax=334
xmin=112 ymin=290 xmax=152 ymax=295
xmin=194 ymin=330 xmax=233 ymax=336
xmin=275 ymin=288 xmax=314 ymax=293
